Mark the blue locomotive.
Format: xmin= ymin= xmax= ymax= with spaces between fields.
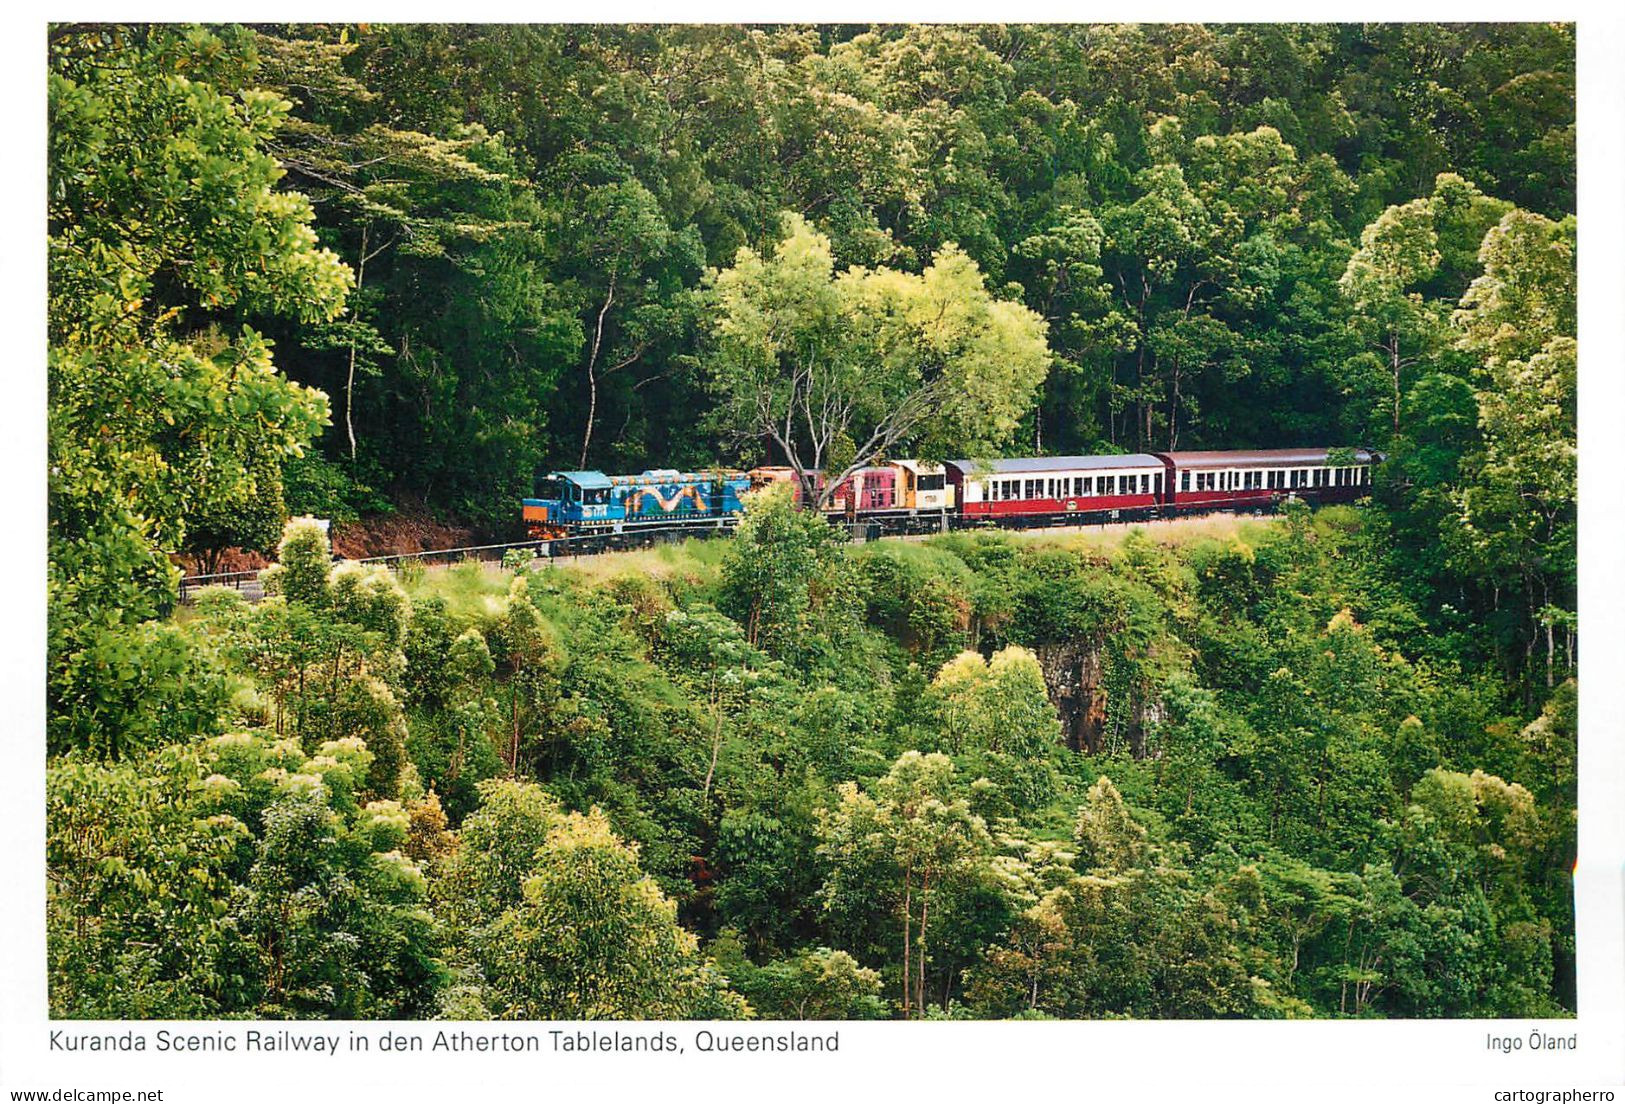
xmin=523 ymin=469 xmax=751 ymax=539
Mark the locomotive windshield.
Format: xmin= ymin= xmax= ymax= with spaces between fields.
xmin=581 ymin=487 xmax=610 ymax=505
xmin=535 ymin=477 xmax=563 ymax=500
xmin=917 ymin=473 xmax=945 ymax=491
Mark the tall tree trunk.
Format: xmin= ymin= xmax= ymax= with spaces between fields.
xmin=917 ymin=882 xmax=931 ymax=1020
xmin=346 ymin=225 xmax=369 ymax=462
xmin=1389 ymin=330 xmax=1402 ymax=437
xmin=509 ymin=681 xmax=521 ymax=775
xmin=703 ymin=676 xmax=723 ymax=801
xmin=901 ymin=872 xmax=913 ymax=1019
xmin=1169 ymin=358 xmax=1182 ymax=450
xmin=580 ymin=271 xmax=617 ymax=469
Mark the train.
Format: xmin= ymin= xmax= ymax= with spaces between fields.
xmin=521 ymin=446 xmax=1380 ymax=545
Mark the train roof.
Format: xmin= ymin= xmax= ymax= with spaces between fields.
xmin=551 ymin=470 xmax=614 ymax=489
xmin=1156 ymin=447 xmax=1379 ymax=469
xmin=609 ymin=469 xmax=747 ymax=485
xmin=945 ymin=454 xmax=1162 ymax=475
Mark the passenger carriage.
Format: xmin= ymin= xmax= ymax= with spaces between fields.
xmin=1156 ymin=448 xmax=1377 ymax=514
xmin=943 ymin=454 xmax=1168 ymax=524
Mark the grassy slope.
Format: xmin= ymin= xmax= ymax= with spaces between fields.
xmin=403 ymin=513 xmax=1282 ymax=610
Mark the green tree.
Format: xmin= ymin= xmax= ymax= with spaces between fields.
xmin=48 ymin=730 xmax=441 ymax=1018
xmin=1339 ymin=173 xmax=1510 ymax=439
xmin=817 ymin=751 xmax=992 ymax=1017
xmin=706 ymin=214 xmax=1050 ymax=504
xmin=437 ymin=780 xmax=747 ymax=1019
xmin=1449 ymin=210 xmax=1576 ymax=688
xmin=924 ymin=645 xmax=1062 ymax=812
xmin=48 ymin=25 xmax=348 ymax=759
xmin=719 ymin=486 xmax=858 ymax=659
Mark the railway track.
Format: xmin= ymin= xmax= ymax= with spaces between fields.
xmin=177 ymin=505 xmax=1280 ymax=604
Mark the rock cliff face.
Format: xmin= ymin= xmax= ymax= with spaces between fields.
xmin=1034 ymin=638 xmax=1108 ymax=753
xmin=1033 ymin=637 xmax=1164 ymax=758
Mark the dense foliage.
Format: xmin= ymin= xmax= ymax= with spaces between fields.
xmin=46 ymin=22 xmax=1576 ymax=1020
xmin=49 ymin=500 xmax=1577 ymax=1019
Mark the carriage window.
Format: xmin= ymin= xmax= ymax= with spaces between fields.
xmin=1180 ymin=471 xmax=1191 ymax=492
xmin=1139 ymin=473 xmax=1149 ymax=494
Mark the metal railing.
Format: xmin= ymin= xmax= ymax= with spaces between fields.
xmin=176 ymin=569 xmax=264 ymax=602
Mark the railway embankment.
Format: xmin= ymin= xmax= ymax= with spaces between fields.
xmin=179 ymin=509 xmax=1283 ymax=604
